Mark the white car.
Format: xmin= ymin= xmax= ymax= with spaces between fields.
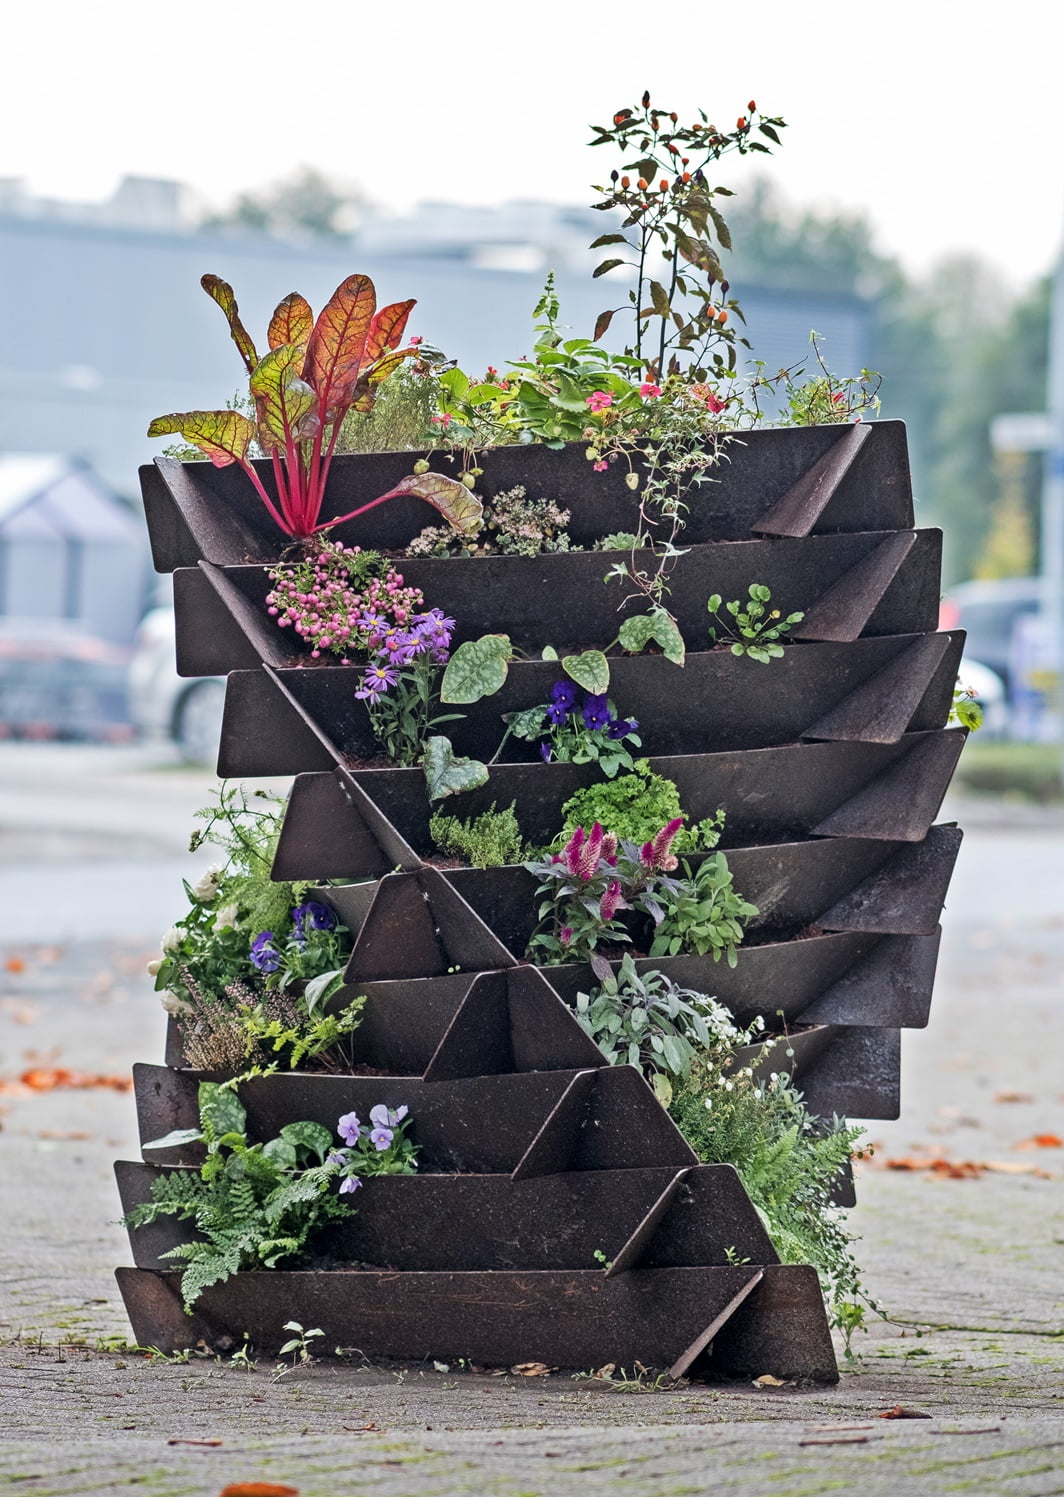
xmin=129 ymin=606 xmax=226 ymax=765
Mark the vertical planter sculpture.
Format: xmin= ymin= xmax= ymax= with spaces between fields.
xmin=116 ymin=419 xmax=966 ymax=1382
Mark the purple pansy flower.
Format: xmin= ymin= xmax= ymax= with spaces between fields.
xmin=370 ymin=1126 xmax=394 ymax=1150
xmin=249 ymin=931 xmax=281 ymax=973
xmin=607 ymin=716 xmax=638 ymax=740
xmin=339 ymin=1175 xmax=362 ymax=1195
xmin=337 ymin=1111 xmax=362 ymax=1145
xmin=292 ymin=900 xmax=337 ymax=936
xmin=546 ymin=701 xmax=570 ymax=726
xmin=370 ymin=1103 xmax=408 ymax=1129
xmin=540 ymin=742 xmax=552 ymax=763
xmin=582 ymin=693 xmax=612 ymax=731
xmin=551 ymin=680 xmax=578 ymax=708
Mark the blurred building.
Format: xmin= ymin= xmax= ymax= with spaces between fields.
xmin=0 ymin=177 xmax=870 ymax=495
xmin=0 ymin=454 xmax=148 ymax=643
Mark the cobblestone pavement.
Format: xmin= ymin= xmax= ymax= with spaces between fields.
xmin=1 ymin=751 xmax=1062 ymax=1493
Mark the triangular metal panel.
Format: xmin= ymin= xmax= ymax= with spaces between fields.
xmin=792 ymin=532 xmax=916 ymax=642
xmin=803 ymin=633 xmax=951 ymax=743
xmin=752 ymin=423 xmax=872 ymax=536
xmin=812 ymin=730 xmax=967 ymax=840
xmin=817 ymin=826 xmax=962 ymax=935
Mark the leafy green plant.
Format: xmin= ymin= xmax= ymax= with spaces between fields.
xmin=428 ymin=802 xmax=525 ymax=867
xmin=126 ymin=1084 xmax=417 ymax=1310
xmin=574 ymin=955 xmax=743 ymax=1104
xmin=335 ymin=359 xmax=440 ymax=453
xmin=587 ymin=92 xmax=786 ymax=380
xmin=745 ymin=333 xmax=882 ymax=427
xmin=525 ymin=822 xmax=756 ymax=971
xmin=949 ymin=680 xmax=984 ymax=731
xmin=706 ymin=584 xmax=804 ymax=662
xmin=277 ymin=1321 xmax=324 ymax=1371
xmin=148 ymin=273 xmax=478 ymax=542
xmin=555 ymin=760 xmax=723 ymax=856
xmin=669 ymin=1056 xmax=872 ymax=1349
xmin=648 ymin=852 xmax=758 ymax=966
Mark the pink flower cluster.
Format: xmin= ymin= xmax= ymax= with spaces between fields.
xmin=689 ymin=383 xmax=727 ymax=414
xmin=556 ymin=822 xmax=619 ymax=880
xmin=639 ymin=817 xmax=684 ymax=873
xmin=266 ymin=543 xmax=424 ymax=660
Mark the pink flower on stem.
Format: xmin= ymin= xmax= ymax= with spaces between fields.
xmin=593 ymin=459 xmax=608 ymax=473
xmin=640 ymin=817 xmax=685 ymax=872
xmin=430 ymin=412 xmax=453 ymax=427
xmin=599 ymin=879 xmax=624 ymax=922
xmin=585 ymin=391 xmax=613 ymax=413
xmin=690 ymin=383 xmax=726 ymax=414
xmin=639 ymin=382 xmax=663 ymax=398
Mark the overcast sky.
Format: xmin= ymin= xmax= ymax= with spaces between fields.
xmin=4 ymin=0 xmax=1061 ymax=288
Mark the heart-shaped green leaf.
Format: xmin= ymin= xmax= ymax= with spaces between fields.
xmin=563 ymin=649 xmax=610 ymax=694
xmin=441 ymin=634 xmax=513 ymax=703
xmin=618 ymin=610 xmax=685 ymax=666
xmin=423 ymin=736 xmax=490 ymax=802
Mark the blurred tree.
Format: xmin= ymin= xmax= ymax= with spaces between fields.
xmin=725 ymin=181 xmax=1050 ymax=584
xmin=201 ymin=166 xmax=368 ymax=241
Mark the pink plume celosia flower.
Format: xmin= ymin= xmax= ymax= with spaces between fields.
xmin=599 ymin=878 xmax=624 ymax=922
xmin=563 ymin=826 xmax=587 ymax=878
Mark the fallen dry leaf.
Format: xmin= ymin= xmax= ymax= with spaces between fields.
xmin=994 ymin=1090 xmax=1035 ymax=1104
xmin=218 ymin=1485 xmax=299 ymax=1497
xmin=880 ymin=1405 xmax=932 ymax=1419
xmin=510 ymin=1362 xmax=555 ymax=1376
xmin=752 ymin=1373 xmax=788 ymax=1388
xmin=1012 ymin=1134 xmax=1063 ymax=1150
xmin=168 ymin=1437 xmax=223 ymax=1446
xmin=18 ymin=1067 xmax=131 ymax=1092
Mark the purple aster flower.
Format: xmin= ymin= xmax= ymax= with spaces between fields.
xmin=339 ymin=1175 xmax=362 ymax=1195
xmin=337 ymin=1111 xmax=362 ymax=1145
xmin=370 ymin=1103 xmax=408 ymax=1128
xmin=551 ymin=680 xmax=578 ymax=709
xmin=292 ymin=900 xmax=336 ymax=936
xmin=607 ymin=716 xmax=638 ymax=740
xmin=355 ymin=662 xmax=399 ymax=700
xmin=249 ymin=931 xmax=281 ymax=973
xmin=582 ymin=693 xmax=611 ymax=731
xmin=370 ymin=1126 xmax=394 ymax=1151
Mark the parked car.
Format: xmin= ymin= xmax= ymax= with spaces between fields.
xmin=939 ymin=576 xmax=1044 ymax=689
xmin=0 ymin=618 xmax=132 ymax=740
xmin=128 ymin=607 xmax=225 ymax=765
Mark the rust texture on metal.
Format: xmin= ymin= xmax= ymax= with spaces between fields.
xmin=115 ymin=1262 xmax=837 ymax=1382
xmin=119 ymin=418 xmax=965 ymax=1375
xmin=168 ymin=529 xmax=943 ymax=680
xmin=141 ymin=422 xmax=914 ymax=572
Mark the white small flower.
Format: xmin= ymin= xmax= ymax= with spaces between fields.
xmin=161 ymin=926 xmax=182 ymax=953
xmin=160 ymin=990 xmax=191 ymax=1016
xmin=191 ymin=863 xmax=224 ymax=902
xmin=213 ymin=903 xmax=240 ymax=932
xmin=146 ymin=957 xmax=164 ymax=977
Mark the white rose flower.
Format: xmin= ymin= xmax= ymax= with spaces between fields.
xmin=161 ymin=926 xmax=182 ymax=953
xmin=213 ymin=903 xmax=240 ymax=932
xmin=146 ymin=957 xmax=164 ymax=976
xmin=191 ymin=863 xmax=224 ymax=902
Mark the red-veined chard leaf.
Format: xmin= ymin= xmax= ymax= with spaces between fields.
xmin=201 ymin=274 xmax=259 ymax=374
xmin=249 ymin=343 xmax=319 ymax=450
xmin=146 ymin=410 xmax=255 ymax=467
xmin=350 ymin=347 xmax=417 ymax=414
xmin=362 ymin=299 xmax=416 ymax=366
xmin=267 ymin=293 xmax=314 ymax=350
xmin=371 ymin=473 xmax=483 ymax=535
xmin=303 ymin=274 xmax=377 ymax=418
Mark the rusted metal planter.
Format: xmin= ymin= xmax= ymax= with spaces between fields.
xmin=116 ymin=418 xmax=967 ymax=1376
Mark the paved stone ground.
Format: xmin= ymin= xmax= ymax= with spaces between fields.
xmin=1 ymin=752 xmax=1062 ymax=1493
